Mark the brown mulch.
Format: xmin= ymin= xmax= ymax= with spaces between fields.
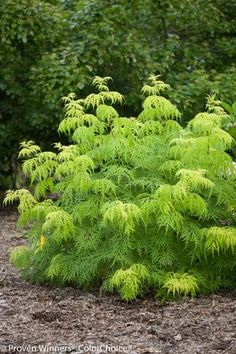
xmin=0 ymin=209 xmax=235 ymax=354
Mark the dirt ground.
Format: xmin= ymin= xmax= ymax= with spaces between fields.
xmin=0 ymin=209 xmax=235 ymax=354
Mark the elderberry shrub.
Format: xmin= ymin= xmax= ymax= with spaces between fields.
xmin=5 ymin=76 xmax=236 ymax=301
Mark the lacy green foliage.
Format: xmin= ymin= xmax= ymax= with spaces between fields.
xmin=105 ymin=264 xmax=149 ymax=301
xmin=220 ymin=100 xmax=236 ymax=158
xmin=5 ymin=76 xmax=236 ymax=301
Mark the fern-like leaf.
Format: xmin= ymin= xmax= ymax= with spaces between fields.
xmin=163 ymin=272 xmax=199 ymax=297
xmin=106 ymin=264 xmax=149 ymax=300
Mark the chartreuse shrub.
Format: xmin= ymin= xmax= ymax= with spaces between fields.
xmin=5 ymin=76 xmax=236 ymax=301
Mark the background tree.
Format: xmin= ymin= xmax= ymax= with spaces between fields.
xmin=0 ymin=0 xmax=67 ymax=186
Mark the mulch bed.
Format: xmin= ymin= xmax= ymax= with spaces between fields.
xmin=0 ymin=209 xmax=235 ymax=354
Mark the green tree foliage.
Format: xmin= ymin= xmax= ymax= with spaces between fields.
xmin=0 ymin=0 xmax=73 ymax=185
xmin=1 ymin=0 xmax=235 ymax=186
xmin=61 ymin=0 xmax=236 ymax=116
xmin=5 ymin=77 xmax=236 ymax=301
